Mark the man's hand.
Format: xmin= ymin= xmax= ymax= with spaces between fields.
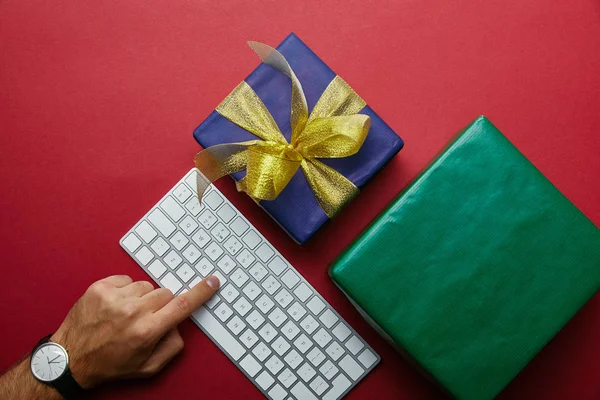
xmin=51 ymin=275 xmax=220 ymax=388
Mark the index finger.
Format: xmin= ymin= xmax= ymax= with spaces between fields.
xmin=152 ymin=276 xmax=220 ymax=333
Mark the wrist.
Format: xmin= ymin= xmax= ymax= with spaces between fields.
xmin=49 ymin=332 xmax=94 ymax=389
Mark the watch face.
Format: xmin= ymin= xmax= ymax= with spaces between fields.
xmin=31 ymin=342 xmax=68 ymax=382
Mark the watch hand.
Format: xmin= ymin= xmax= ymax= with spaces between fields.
xmin=49 ymin=355 xmax=61 ymax=363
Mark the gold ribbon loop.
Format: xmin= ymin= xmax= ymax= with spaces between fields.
xmin=194 ymin=41 xmax=370 ymax=218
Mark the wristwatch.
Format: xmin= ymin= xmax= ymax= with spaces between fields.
xmin=30 ymin=334 xmax=85 ymax=399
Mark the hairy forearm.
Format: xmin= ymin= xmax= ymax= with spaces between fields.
xmin=0 ymin=357 xmax=62 ymax=400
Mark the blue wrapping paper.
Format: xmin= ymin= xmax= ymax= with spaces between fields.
xmin=193 ymin=33 xmax=404 ymax=243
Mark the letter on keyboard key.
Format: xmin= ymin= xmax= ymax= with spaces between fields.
xmin=160 ymin=272 xmax=182 ymax=294
xmin=339 ymin=354 xmax=365 ymax=380
xmin=160 ymin=196 xmax=185 ymax=222
xmin=291 ymin=381 xmax=317 ymax=400
xmin=239 ymin=354 xmax=262 ymax=377
xmin=191 ymin=307 xmax=246 ymax=361
xmin=148 ymin=209 xmax=176 ymax=237
xmin=322 ymin=374 xmax=351 ymax=400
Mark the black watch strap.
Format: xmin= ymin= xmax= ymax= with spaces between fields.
xmin=34 ymin=334 xmax=86 ymax=399
xmin=51 ymin=368 xmax=85 ymax=399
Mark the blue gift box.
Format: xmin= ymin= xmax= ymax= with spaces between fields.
xmin=193 ymin=33 xmax=404 ymax=244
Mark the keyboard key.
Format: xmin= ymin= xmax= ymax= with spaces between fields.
xmin=345 ymin=335 xmax=365 ymax=355
xmin=293 ymin=283 xmax=313 ymax=303
xmin=176 ymin=263 xmax=195 ymax=283
xmin=258 ymin=323 xmax=277 ymax=343
xmin=294 ymin=334 xmax=313 ymax=354
xmin=134 ymin=246 xmax=154 ymax=266
xmin=230 ymin=217 xmax=249 ymax=236
xmin=267 ymin=256 xmax=287 ymax=276
xmin=205 ymin=294 xmax=220 ymax=309
xmin=282 ymin=321 xmax=300 ymax=340
xmin=339 ymin=354 xmax=365 ymax=380
xmin=169 ymin=231 xmax=189 ymax=251
xmin=191 ymin=228 xmax=210 ymax=248
xmin=179 ymin=215 xmax=198 ymax=235
xmin=249 ymin=264 xmax=268 ymax=282
xmin=278 ymin=368 xmax=297 ymax=388
xmin=147 ymin=209 xmax=176 ymax=237
xmin=332 ymin=322 xmax=351 ymax=342
xmin=150 ymin=237 xmax=169 ymax=256
xmin=242 ymin=281 xmax=262 ymax=301
xmin=189 ymin=275 xmax=202 ymax=288
xmin=194 ymin=257 xmax=214 ymax=277
xmin=256 ymin=294 xmax=275 ymax=314
xmin=252 ymin=342 xmax=272 ymax=362
xmin=217 ymin=254 xmax=236 ymax=274
xmin=240 ymin=329 xmax=259 ymax=348
xmin=173 ymin=184 xmax=192 ymax=203
xmin=205 ymin=242 xmax=224 ymax=261
xmin=191 ymin=307 xmax=245 ymax=361
xmin=319 ymin=309 xmax=339 ymax=329
xmin=246 ymin=310 xmax=265 ymax=330
xmin=272 ymin=336 xmax=291 ymax=356
xmin=239 ymin=354 xmax=262 ymax=377
xmin=256 ymin=242 xmax=275 ymax=262
xmin=281 ymin=270 xmax=300 ymax=289
xmin=306 ymin=296 xmax=326 ymax=316
xmin=288 ymin=302 xmax=307 ymax=321
xmin=221 ymin=284 xmax=240 ymax=303
xmin=227 ymin=318 xmax=246 ymax=340
xmin=160 ymin=272 xmax=182 ymax=294
xmin=268 ymin=307 xmax=288 ymax=327
xmin=184 ymin=170 xmax=200 ymax=192
xmin=325 ymin=341 xmax=345 ymax=361
xmin=319 ymin=360 xmax=339 ymax=380
xmin=135 ymin=221 xmax=157 ymax=243
xmin=185 ymin=196 xmax=202 ymax=216
xmin=224 ymin=236 xmax=243 ymax=255
xmin=307 ymin=347 xmax=326 ymax=367
xmin=291 ymin=381 xmax=317 ymax=400
xmin=211 ymin=222 xmax=230 ymax=242
xmin=268 ymin=384 xmax=287 ymax=400
xmin=261 ymin=275 xmax=281 ymax=295
xmin=275 ymin=289 xmax=294 ymax=308
xmin=214 ymin=203 xmax=235 ymax=225
xmin=300 ymin=315 xmax=319 ymax=334
xmin=322 ymin=374 xmax=351 ymax=400
xmin=297 ymin=363 xmax=316 ymax=383
xmin=358 ymin=349 xmax=378 ymax=368
xmin=233 ymin=296 xmax=252 ymax=317
xmin=199 ymin=209 xmax=217 ymax=229
xmin=160 ymin=196 xmax=185 ymax=222
xmin=123 ymin=233 xmax=141 ymax=252
xmin=147 ymin=259 xmax=167 ymax=278
xmin=266 ymin=355 xmax=285 ymax=375
xmin=231 ymin=268 xmax=249 ymax=287
xmin=182 ymin=244 xmax=201 ymax=263
xmin=283 ymin=350 xmax=303 ymax=370
xmin=309 ymin=375 xmax=329 ymax=396
xmin=214 ymin=303 xmax=234 ymax=322
xmin=211 ymin=270 xmax=227 ymax=287
xmin=204 ymin=191 xmax=224 ymax=210
xmin=164 ymin=250 xmax=182 ymax=270
xmin=236 ymin=249 xmax=256 ymax=268
xmin=242 ymin=230 xmax=261 ymax=249
xmin=313 ymin=328 xmax=332 ymax=348
xmin=256 ymin=370 xmax=275 ymax=390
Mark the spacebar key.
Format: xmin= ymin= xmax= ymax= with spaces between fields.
xmin=191 ymin=307 xmax=246 ymax=361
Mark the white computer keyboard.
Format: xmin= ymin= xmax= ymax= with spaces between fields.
xmin=120 ymin=169 xmax=380 ymax=400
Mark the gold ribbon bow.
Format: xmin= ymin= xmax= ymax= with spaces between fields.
xmin=194 ymin=41 xmax=371 ymax=217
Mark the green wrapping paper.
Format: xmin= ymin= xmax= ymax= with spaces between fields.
xmin=329 ymin=116 xmax=600 ymax=400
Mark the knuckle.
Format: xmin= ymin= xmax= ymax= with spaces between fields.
xmin=141 ymin=281 xmax=154 ymax=291
xmin=133 ymin=324 xmax=154 ymax=344
xmin=120 ymin=302 xmax=139 ymax=319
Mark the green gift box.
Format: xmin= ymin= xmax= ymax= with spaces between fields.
xmin=329 ymin=116 xmax=600 ymax=400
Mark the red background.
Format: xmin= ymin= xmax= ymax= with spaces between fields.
xmin=1 ymin=0 xmax=599 ymax=399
